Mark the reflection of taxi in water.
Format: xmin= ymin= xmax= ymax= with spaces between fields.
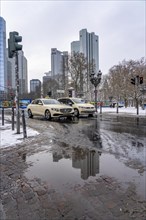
xmin=58 ymin=97 xmax=95 ymax=117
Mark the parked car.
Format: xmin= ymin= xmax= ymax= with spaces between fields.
xmin=27 ymin=98 xmax=74 ymax=120
xmin=58 ymin=97 xmax=96 ymax=117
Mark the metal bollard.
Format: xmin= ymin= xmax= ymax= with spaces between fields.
xmin=12 ymin=106 xmax=15 ymax=130
xmin=100 ymin=105 xmax=102 ymax=114
xmin=22 ymin=110 xmax=27 ymax=138
xmin=2 ymin=107 xmax=4 ymax=125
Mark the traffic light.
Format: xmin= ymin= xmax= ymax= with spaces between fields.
xmin=68 ymin=90 xmax=72 ymax=97
xmin=8 ymin=31 xmax=22 ymax=58
xmin=131 ymin=77 xmax=135 ymax=85
xmin=139 ymin=77 xmax=143 ymax=84
xmin=47 ymin=91 xmax=52 ymax=97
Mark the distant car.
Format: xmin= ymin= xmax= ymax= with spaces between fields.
xmin=58 ymin=97 xmax=96 ymax=117
xmin=112 ymin=102 xmax=124 ymax=108
xmin=27 ymin=98 xmax=74 ymax=120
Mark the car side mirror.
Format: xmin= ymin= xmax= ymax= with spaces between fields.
xmin=68 ymin=102 xmax=72 ymax=106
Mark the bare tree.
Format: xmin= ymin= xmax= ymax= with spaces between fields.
xmin=68 ymin=52 xmax=88 ymax=97
xmin=43 ymin=78 xmax=59 ymax=99
xmin=101 ymin=57 xmax=146 ymax=107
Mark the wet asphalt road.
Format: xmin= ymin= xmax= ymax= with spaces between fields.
xmin=0 ymin=112 xmax=146 ymax=220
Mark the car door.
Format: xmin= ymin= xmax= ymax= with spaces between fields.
xmin=30 ymin=99 xmax=39 ymax=115
xmin=36 ymin=99 xmax=44 ymax=115
xmin=37 ymin=100 xmax=44 ymax=115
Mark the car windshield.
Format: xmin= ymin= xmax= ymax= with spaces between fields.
xmin=42 ymin=99 xmax=60 ymax=105
xmin=72 ymin=98 xmax=86 ymax=104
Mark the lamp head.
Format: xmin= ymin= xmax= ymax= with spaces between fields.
xmin=98 ymin=70 xmax=102 ymax=77
xmin=90 ymin=71 xmax=95 ymax=78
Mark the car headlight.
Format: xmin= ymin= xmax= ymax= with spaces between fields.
xmin=51 ymin=108 xmax=60 ymax=112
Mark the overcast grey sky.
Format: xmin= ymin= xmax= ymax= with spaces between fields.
xmin=0 ymin=0 xmax=145 ymax=83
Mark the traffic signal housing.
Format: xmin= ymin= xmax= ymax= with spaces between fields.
xmin=139 ymin=77 xmax=143 ymax=84
xmin=47 ymin=91 xmax=52 ymax=97
xmin=68 ymin=90 xmax=72 ymax=97
xmin=131 ymin=77 xmax=135 ymax=85
xmin=8 ymin=31 xmax=22 ymax=58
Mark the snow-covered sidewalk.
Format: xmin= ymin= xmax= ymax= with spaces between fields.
xmin=0 ymin=120 xmax=39 ymax=149
xmin=98 ymin=106 xmax=146 ymax=116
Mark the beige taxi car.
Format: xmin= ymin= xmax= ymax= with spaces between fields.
xmin=27 ymin=98 xmax=74 ymax=120
xmin=58 ymin=97 xmax=95 ymax=117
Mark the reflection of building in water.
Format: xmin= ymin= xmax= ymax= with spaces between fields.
xmin=53 ymin=152 xmax=63 ymax=162
xmin=72 ymin=149 xmax=100 ymax=180
xmin=52 ymin=151 xmax=70 ymax=162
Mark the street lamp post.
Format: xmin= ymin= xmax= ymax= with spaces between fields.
xmin=90 ymin=70 xmax=102 ymax=112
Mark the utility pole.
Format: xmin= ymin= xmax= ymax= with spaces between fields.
xmin=8 ymin=31 xmax=22 ymax=133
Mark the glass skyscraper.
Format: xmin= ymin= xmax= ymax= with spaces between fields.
xmin=71 ymin=29 xmax=99 ymax=73
xmin=71 ymin=29 xmax=99 ymax=97
xmin=79 ymin=29 xmax=99 ymax=73
xmin=0 ymin=16 xmax=7 ymax=99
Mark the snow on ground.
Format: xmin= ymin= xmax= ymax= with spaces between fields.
xmin=0 ymin=121 xmax=39 ymax=149
xmin=0 ymin=107 xmax=145 ymax=149
xmin=100 ymin=128 xmax=145 ymax=166
xmin=98 ymin=106 xmax=146 ymax=115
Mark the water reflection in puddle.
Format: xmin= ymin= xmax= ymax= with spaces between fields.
xmin=25 ymin=148 xmax=145 ymax=199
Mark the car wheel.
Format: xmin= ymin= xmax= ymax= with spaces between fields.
xmin=45 ymin=110 xmax=51 ymax=120
xmin=28 ymin=109 xmax=33 ymax=118
xmin=74 ymin=108 xmax=79 ymax=117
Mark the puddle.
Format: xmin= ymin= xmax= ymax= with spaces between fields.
xmin=25 ymin=148 xmax=146 ymax=199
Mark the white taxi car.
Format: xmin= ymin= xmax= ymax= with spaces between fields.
xmin=58 ymin=97 xmax=95 ymax=117
xmin=27 ymin=98 xmax=74 ymax=120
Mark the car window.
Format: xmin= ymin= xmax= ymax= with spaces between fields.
xmin=36 ymin=100 xmax=40 ymax=104
xmin=43 ymin=99 xmax=60 ymax=105
xmin=66 ymin=99 xmax=73 ymax=105
xmin=58 ymin=99 xmax=67 ymax=104
xmin=31 ymin=100 xmax=35 ymax=104
xmin=31 ymin=100 xmax=39 ymax=104
xmin=38 ymin=100 xmax=43 ymax=105
xmin=71 ymin=98 xmax=85 ymax=104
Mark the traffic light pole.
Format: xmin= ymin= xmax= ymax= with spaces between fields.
xmin=8 ymin=31 xmax=22 ymax=134
xmin=15 ymin=51 xmax=20 ymax=134
xmin=135 ymin=76 xmax=139 ymax=115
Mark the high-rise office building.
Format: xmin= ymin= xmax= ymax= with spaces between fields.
xmin=71 ymin=41 xmax=80 ymax=54
xmin=71 ymin=29 xmax=99 ymax=72
xmin=79 ymin=29 xmax=99 ymax=72
xmin=51 ymin=48 xmax=63 ymax=77
xmin=71 ymin=29 xmax=99 ymax=97
xmin=7 ymin=50 xmax=28 ymax=95
xmin=51 ymin=48 xmax=68 ymax=77
xmin=30 ymin=79 xmax=41 ymax=92
xmin=0 ymin=16 xmax=7 ymax=99
xmin=18 ymin=51 xmax=28 ymax=94
xmin=51 ymin=48 xmax=68 ymax=90
xmin=30 ymin=79 xmax=41 ymax=98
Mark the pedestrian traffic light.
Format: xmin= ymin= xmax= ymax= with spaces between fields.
xmin=8 ymin=31 xmax=22 ymax=58
xmin=139 ymin=77 xmax=143 ymax=84
xmin=68 ymin=90 xmax=72 ymax=97
xmin=131 ymin=77 xmax=135 ymax=85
